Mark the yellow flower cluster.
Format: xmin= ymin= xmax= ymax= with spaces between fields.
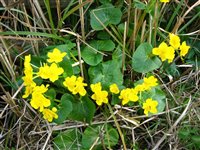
xmin=22 ymin=55 xmax=36 ymax=98
xmin=142 ymin=98 xmax=158 ymax=116
xmin=30 ymin=84 xmax=51 ymax=112
xmin=22 ymin=48 xmax=67 ymax=122
xmin=63 ymin=75 xmax=87 ymax=96
xmin=90 ymin=82 xmax=108 ymax=106
xmin=118 ymin=76 xmax=158 ymax=106
xmin=23 ymin=46 xmax=162 ymax=120
xmin=153 ymin=33 xmax=190 ymax=63
xmin=135 ymin=76 xmax=158 ymax=92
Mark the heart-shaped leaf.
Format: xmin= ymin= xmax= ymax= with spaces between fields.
xmin=82 ymin=40 xmax=115 ymax=66
xmin=90 ymin=4 xmax=122 ymax=30
xmin=132 ymin=43 xmax=162 ymax=73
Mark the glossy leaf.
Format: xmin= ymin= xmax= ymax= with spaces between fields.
xmin=90 ymin=4 xmax=122 ymax=30
xmin=68 ymin=96 xmax=96 ymax=123
xmin=82 ymin=40 xmax=115 ymax=66
xmin=132 ymin=43 xmax=162 ymax=73
xmin=88 ymin=60 xmax=123 ymax=90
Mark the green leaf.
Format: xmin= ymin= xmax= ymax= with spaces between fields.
xmin=88 ymin=60 xmax=123 ymax=90
xmin=191 ymin=135 xmax=200 ymax=145
xmin=53 ymin=129 xmax=81 ymax=150
xmin=90 ymin=4 xmax=122 ymax=30
xmin=81 ymin=125 xmax=119 ymax=149
xmin=54 ymin=94 xmax=73 ymax=124
xmin=112 ymin=45 xmax=123 ymax=65
xmin=97 ymin=31 xmax=111 ymax=40
xmin=68 ymin=96 xmax=96 ymax=123
xmin=132 ymin=43 xmax=162 ymax=73
xmin=82 ymin=40 xmax=115 ymax=66
xmin=45 ymin=88 xmax=56 ymax=102
xmin=59 ymin=57 xmax=73 ymax=77
xmin=133 ymin=0 xmax=146 ymax=10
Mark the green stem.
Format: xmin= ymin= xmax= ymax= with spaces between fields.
xmin=107 ymin=103 xmax=127 ymax=150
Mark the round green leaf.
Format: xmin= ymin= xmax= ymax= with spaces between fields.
xmin=88 ymin=60 xmax=123 ymax=90
xmin=53 ymin=129 xmax=81 ymax=150
xmin=82 ymin=40 xmax=115 ymax=66
xmin=132 ymin=43 xmax=162 ymax=73
xmin=81 ymin=125 xmax=119 ymax=149
xmin=68 ymin=96 xmax=96 ymax=123
xmin=90 ymin=4 xmax=122 ymax=30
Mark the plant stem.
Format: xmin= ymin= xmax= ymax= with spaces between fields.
xmin=107 ymin=103 xmax=127 ymax=150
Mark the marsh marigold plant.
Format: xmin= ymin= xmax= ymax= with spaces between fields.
xmin=22 ymin=46 xmax=164 ymax=123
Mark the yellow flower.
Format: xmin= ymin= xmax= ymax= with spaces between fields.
xmin=30 ymin=92 xmax=51 ymax=112
xmin=143 ymin=76 xmax=158 ymax=90
xmin=153 ymin=42 xmax=175 ymax=63
xmin=63 ymin=76 xmax=87 ymax=96
xmin=142 ymin=98 xmax=158 ymax=116
xmin=91 ymin=90 xmax=108 ymax=106
xmin=109 ymin=83 xmax=119 ymax=94
xmin=169 ymin=33 xmax=180 ymax=49
xmin=90 ymin=82 xmax=102 ymax=93
xmin=72 ymin=77 xmax=87 ymax=96
xmin=22 ymin=55 xmax=36 ymax=98
xmin=90 ymin=82 xmax=108 ymax=106
xmin=30 ymin=84 xmax=51 ymax=112
xmin=63 ymin=75 xmax=77 ymax=91
xmin=47 ymin=48 xmax=67 ymax=63
xmin=38 ymin=63 xmax=64 ymax=82
xmin=42 ymin=107 xmax=58 ymax=122
xmin=160 ymin=0 xmax=169 ymax=2
xmin=179 ymin=41 xmax=190 ymax=57
xmin=33 ymin=84 xmax=49 ymax=94
xmin=22 ymin=83 xmax=36 ymax=98
xmin=134 ymin=84 xmax=146 ymax=93
xmin=119 ymin=88 xmax=138 ymax=105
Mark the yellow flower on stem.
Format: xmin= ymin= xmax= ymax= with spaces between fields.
xmin=179 ymin=41 xmax=190 ymax=57
xmin=119 ymin=88 xmax=138 ymax=105
xmin=30 ymin=84 xmax=51 ymax=112
xmin=169 ymin=33 xmax=180 ymax=49
xmin=38 ymin=63 xmax=64 ymax=82
xmin=142 ymin=98 xmax=158 ymax=116
xmin=63 ymin=75 xmax=87 ymax=96
xmin=91 ymin=90 xmax=108 ymax=106
xmin=42 ymin=107 xmax=58 ymax=122
xmin=22 ymin=83 xmax=36 ymax=98
xmin=90 ymin=82 xmax=108 ymax=106
xmin=30 ymin=93 xmax=51 ymax=112
xmin=153 ymin=42 xmax=175 ymax=63
xmin=109 ymin=83 xmax=120 ymax=94
xmin=90 ymin=82 xmax=102 ymax=93
xmin=72 ymin=77 xmax=87 ymax=96
xmin=143 ymin=76 xmax=158 ymax=90
xmin=160 ymin=0 xmax=169 ymax=2
xmin=22 ymin=55 xmax=36 ymax=98
xmin=47 ymin=48 xmax=67 ymax=63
